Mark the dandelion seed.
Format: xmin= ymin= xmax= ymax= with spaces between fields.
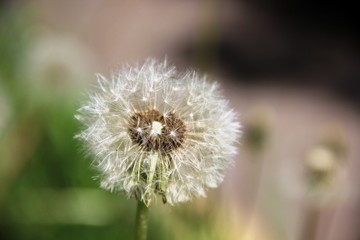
xmin=75 ymin=58 xmax=240 ymax=206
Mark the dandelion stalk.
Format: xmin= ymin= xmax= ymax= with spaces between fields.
xmin=300 ymin=141 xmax=345 ymax=240
xmin=135 ymin=200 xmax=149 ymax=240
xmin=300 ymin=204 xmax=320 ymax=240
xmin=242 ymin=108 xmax=271 ymax=237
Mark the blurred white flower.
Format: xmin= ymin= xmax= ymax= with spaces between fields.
xmin=303 ymin=146 xmax=348 ymax=204
xmin=76 ymin=58 xmax=240 ymax=205
xmin=305 ymin=147 xmax=338 ymax=176
xmin=23 ymin=34 xmax=93 ymax=101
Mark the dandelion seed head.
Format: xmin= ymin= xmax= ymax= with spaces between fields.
xmin=76 ymin=58 xmax=240 ymax=205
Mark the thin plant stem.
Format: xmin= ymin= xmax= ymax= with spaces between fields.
xmin=243 ymin=156 xmax=265 ymax=238
xmin=300 ymin=204 xmax=320 ymax=240
xmin=135 ymin=200 xmax=149 ymax=240
xmin=322 ymin=206 xmax=337 ymax=240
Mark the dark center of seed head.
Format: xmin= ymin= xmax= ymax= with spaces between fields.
xmin=128 ymin=109 xmax=186 ymax=152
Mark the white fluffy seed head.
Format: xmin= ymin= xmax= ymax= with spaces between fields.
xmin=75 ymin=58 xmax=241 ymax=206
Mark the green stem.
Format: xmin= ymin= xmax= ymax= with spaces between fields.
xmin=135 ymin=200 xmax=149 ymax=240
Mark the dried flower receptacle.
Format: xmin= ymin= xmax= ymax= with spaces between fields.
xmin=128 ymin=109 xmax=186 ymax=152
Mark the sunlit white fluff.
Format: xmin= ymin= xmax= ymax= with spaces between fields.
xmin=75 ymin=58 xmax=240 ymax=205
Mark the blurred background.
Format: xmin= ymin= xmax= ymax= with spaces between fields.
xmin=1 ymin=0 xmax=359 ymax=239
